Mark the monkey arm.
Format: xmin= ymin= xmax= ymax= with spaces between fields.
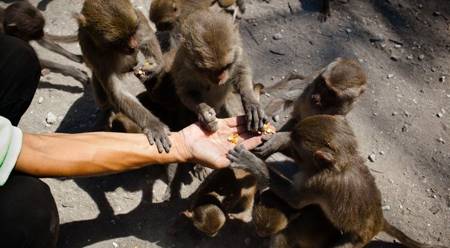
xmin=36 ymin=37 xmax=83 ymax=63
xmin=106 ymin=74 xmax=172 ymax=153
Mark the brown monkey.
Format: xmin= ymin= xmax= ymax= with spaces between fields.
xmin=184 ymin=167 xmax=257 ymax=236
xmin=270 ymin=205 xmax=341 ymax=248
xmin=228 ymin=115 xmax=446 ymax=248
xmin=171 ymin=10 xmax=266 ymax=133
xmin=76 ymin=0 xmax=171 ymax=153
xmin=254 ymin=58 xmax=366 ymax=158
xmin=0 ymin=1 xmax=89 ymax=85
xmin=149 ymin=0 xmax=245 ymax=31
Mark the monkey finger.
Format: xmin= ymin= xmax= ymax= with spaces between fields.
xmin=252 ymin=108 xmax=260 ymax=131
xmin=246 ymin=109 xmax=253 ymax=131
xmin=144 ymin=129 xmax=155 ymax=145
xmin=226 ymin=153 xmax=239 ymax=163
xmin=155 ymin=138 xmax=165 ymax=154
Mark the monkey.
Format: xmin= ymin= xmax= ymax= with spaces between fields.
xmin=171 ymin=10 xmax=266 ymax=133
xmin=254 ymin=58 xmax=367 ymax=158
xmin=75 ymin=0 xmax=172 ymax=153
xmin=269 ymin=205 xmax=342 ymax=248
xmin=183 ymin=167 xmax=257 ymax=236
xmin=228 ymin=115 xmax=447 ymax=248
xmin=149 ymin=0 xmax=245 ymax=32
xmin=318 ymin=0 xmax=349 ymax=22
xmin=0 ymin=1 xmax=89 ymax=85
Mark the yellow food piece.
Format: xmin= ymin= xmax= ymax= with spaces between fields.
xmin=259 ymin=123 xmax=275 ymax=135
xmin=227 ymin=133 xmax=239 ymax=144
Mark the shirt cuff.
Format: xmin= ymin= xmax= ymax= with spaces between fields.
xmin=0 ymin=126 xmax=22 ymax=186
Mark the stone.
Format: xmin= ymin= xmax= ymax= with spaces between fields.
xmin=45 ymin=112 xmax=57 ymax=125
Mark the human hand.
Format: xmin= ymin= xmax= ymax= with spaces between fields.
xmin=179 ymin=116 xmax=270 ymax=169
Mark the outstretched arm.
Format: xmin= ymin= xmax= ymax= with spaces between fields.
xmin=15 ymin=116 xmax=263 ymax=178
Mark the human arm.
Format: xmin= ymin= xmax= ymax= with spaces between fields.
xmin=14 ymin=116 xmax=263 ymax=178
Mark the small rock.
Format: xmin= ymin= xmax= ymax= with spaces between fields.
xmin=45 ymin=112 xmax=57 ymax=125
xmin=406 ymin=55 xmax=413 ymax=60
xmin=368 ymin=154 xmax=376 ymax=162
xmin=387 ymin=74 xmax=394 ymax=79
xmin=382 ymin=205 xmax=391 ymax=211
xmin=390 ymin=54 xmax=400 ymax=61
xmin=41 ymin=68 xmax=51 ymax=76
xmin=418 ymin=54 xmax=425 ymax=61
xmin=112 ymin=241 xmax=119 ymax=248
xmin=401 ymin=125 xmax=408 ymax=132
xmin=345 ymin=28 xmax=352 ymax=34
xmin=272 ymin=33 xmax=283 ymax=40
xmin=392 ymin=111 xmax=398 ymax=116
xmin=439 ymin=76 xmax=446 ymax=83
xmin=403 ymin=111 xmax=410 ymax=117
xmin=437 ymin=113 xmax=443 ymax=118
xmin=272 ymin=115 xmax=280 ymax=122
xmin=437 ymin=137 xmax=445 ymax=144
xmin=431 ymin=67 xmax=437 ymax=72
xmin=38 ymin=97 xmax=44 ymax=104
xmin=433 ymin=11 xmax=441 ymax=16
xmin=394 ymin=44 xmax=402 ymax=48
xmin=379 ymin=151 xmax=385 ymax=155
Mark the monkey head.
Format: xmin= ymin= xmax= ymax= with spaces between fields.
xmin=253 ymin=204 xmax=289 ymax=237
xmin=310 ymin=58 xmax=367 ymax=114
xmin=3 ymin=1 xmax=45 ymax=41
xmin=76 ymin=0 xmax=139 ymax=55
xmin=183 ymin=204 xmax=226 ymax=237
xmin=150 ymin=0 xmax=180 ymax=31
xmin=290 ymin=115 xmax=358 ymax=172
xmin=181 ymin=10 xmax=240 ymax=86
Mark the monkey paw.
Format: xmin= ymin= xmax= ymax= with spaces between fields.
xmin=197 ymin=104 xmax=219 ymax=132
xmin=191 ymin=164 xmax=212 ymax=181
xmin=318 ymin=12 xmax=330 ymax=23
xmin=143 ymin=123 xmax=172 ymax=153
xmin=227 ymin=145 xmax=265 ymax=170
xmin=254 ymin=132 xmax=290 ymax=158
xmin=243 ymin=102 xmax=267 ymax=132
xmin=228 ymin=211 xmax=252 ymax=223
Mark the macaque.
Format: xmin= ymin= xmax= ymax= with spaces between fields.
xmin=228 ymin=115 xmax=445 ymax=248
xmin=149 ymin=0 xmax=245 ymax=31
xmin=0 ymin=1 xmax=89 ymax=85
xmin=171 ymin=10 xmax=266 ymax=133
xmin=76 ymin=0 xmax=171 ymax=153
xmin=184 ymin=167 xmax=257 ymax=236
xmin=254 ymin=58 xmax=366 ymax=158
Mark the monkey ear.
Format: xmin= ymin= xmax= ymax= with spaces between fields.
xmin=73 ymin=13 xmax=87 ymax=27
xmin=313 ymin=150 xmax=336 ymax=168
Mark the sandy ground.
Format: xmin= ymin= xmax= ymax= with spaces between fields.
xmin=1 ymin=0 xmax=449 ymax=247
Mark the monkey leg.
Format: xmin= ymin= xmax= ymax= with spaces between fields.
xmin=37 ymin=38 xmax=83 ymax=63
xmin=39 ymin=59 xmax=89 ymax=86
xmin=228 ymin=194 xmax=254 ymax=223
xmin=318 ymin=0 xmax=331 ymax=22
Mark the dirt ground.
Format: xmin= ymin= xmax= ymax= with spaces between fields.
xmin=1 ymin=0 xmax=449 ymax=247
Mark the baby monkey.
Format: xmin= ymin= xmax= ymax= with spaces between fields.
xmin=0 ymin=1 xmax=89 ymax=85
xmin=150 ymin=0 xmax=245 ymax=31
xmin=172 ymin=10 xmax=266 ymax=133
xmin=228 ymin=115 xmax=446 ymax=248
xmin=255 ymin=57 xmax=366 ymax=158
xmin=184 ymin=167 xmax=257 ymax=236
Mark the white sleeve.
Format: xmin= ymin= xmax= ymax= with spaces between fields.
xmin=0 ymin=116 xmax=23 ymax=186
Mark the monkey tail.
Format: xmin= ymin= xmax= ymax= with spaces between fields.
xmin=383 ymin=219 xmax=445 ymax=248
xmin=44 ymin=33 xmax=78 ymax=43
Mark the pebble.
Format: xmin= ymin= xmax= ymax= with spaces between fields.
xmin=368 ymin=154 xmax=376 ymax=162
xmin=392 ymin=111 xmax=398 ymax=116
xmin=437 ymin=137 xmax=445 ymax=144
xmin=382 ymin=205 xmax=391 ymax=211
xmin=112 ymin=241 xmax=119 ymax=248
xmin=273 ymin=33 xmax=283 ymax=40
xmin=45 ymin=112 xmax=57 ymax=125
xmin=403 ymin=111 xmax=410 ymax=117
xmin=406 ymin=55 xmax=413 ymax=60
xmin=439 ymin=76 xmax=446 ymax=83
xmin=379 ymin=151 xmax=385 ymax=155
xmin=387 ymin=74 xmax=394 ymax=79
xmin=272 ymin=115 xmax=280 ymax=122
xmin=418 ymin=54 xmax=425 ymax=61
xmin=401 ymin=125 xmax=408 ymax=132
xmin=437 ymin=113 xmax=443 ymax=118
xmin=38 ymin=97 xmax=44 ymax=104
xmin=433 ymin=11 xmax=441 ymax=16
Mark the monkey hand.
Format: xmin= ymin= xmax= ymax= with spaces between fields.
xmin=227 ymin=145 xmax=270 ymax=188
xmin=254 ymin=132 xmax=290 ymax=158
xmin=243 ymin=101 xmax=267 ymax=132
xmin=191 ymin=164 xmax=213 ymax=181
xmin=318 ymin=12 xmax=330 ymax=23
xmin=197 ymin=103 xmax=219 ymax=132
xmin=143 ymin=122 xmax=172 ymax=153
